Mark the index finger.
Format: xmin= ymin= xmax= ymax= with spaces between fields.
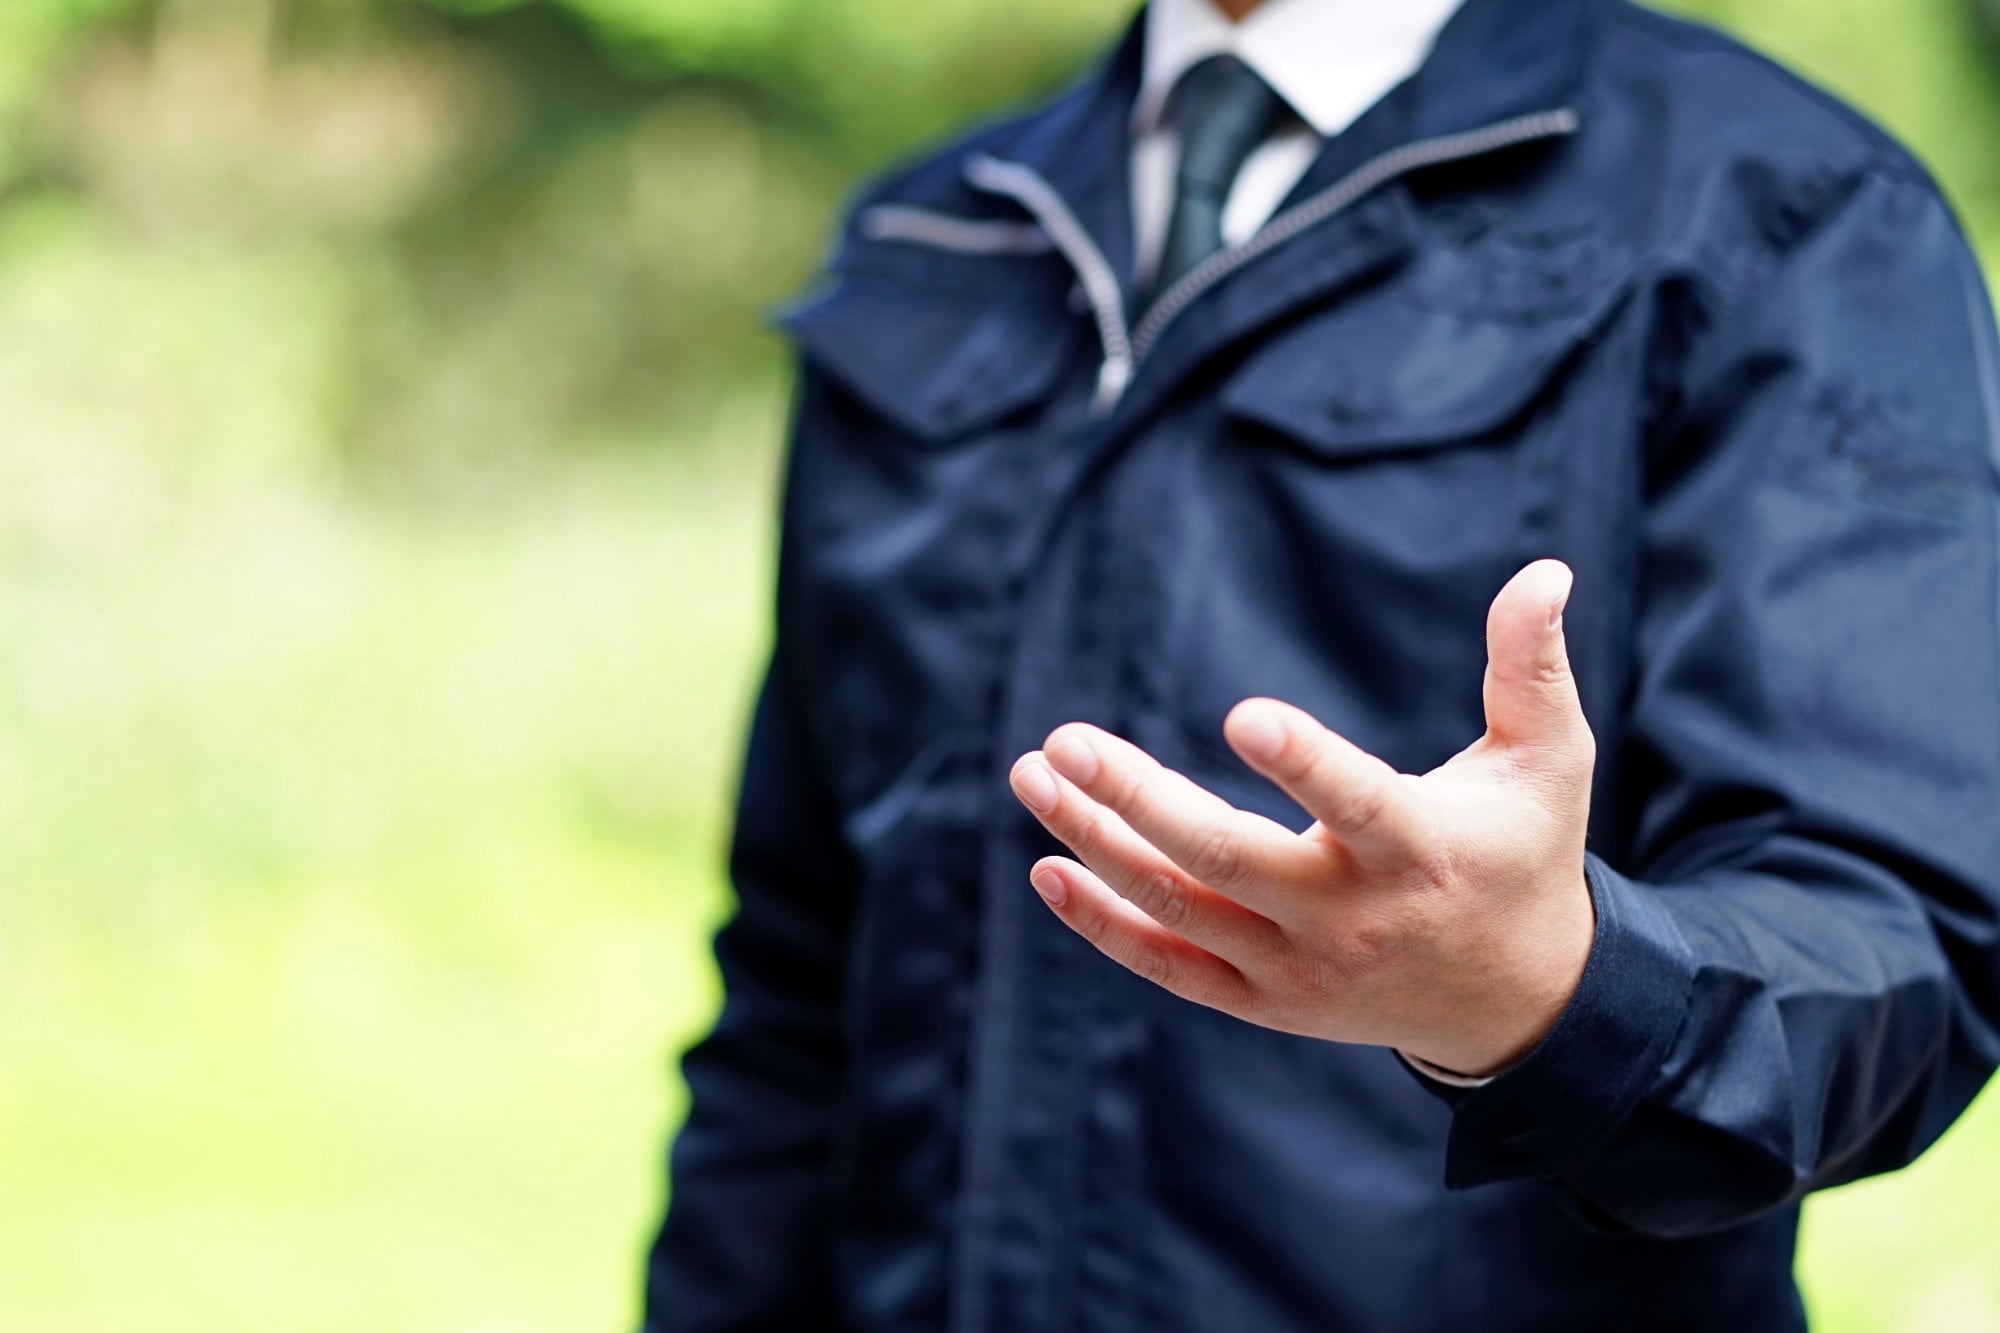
xmin=1222 ymin=698 xmax=1434 ymax=866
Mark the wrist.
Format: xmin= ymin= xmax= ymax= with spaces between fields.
xmin=1410 ymin=860 xmax=1595 ymax=1078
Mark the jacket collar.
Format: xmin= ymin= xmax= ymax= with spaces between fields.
xmin=976 ymin=11 xmax=1149 ymax=296
xmin=1397 ymin=0 xmax=1593 ymax=140
xmin=972 ymin=0 xmax=1594 ymax=285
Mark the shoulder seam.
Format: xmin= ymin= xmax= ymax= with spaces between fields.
xmin=1604 ymin=1 xmax=1926 ymax=175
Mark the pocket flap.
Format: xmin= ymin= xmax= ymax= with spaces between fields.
xmin=776 ymin=248 xmax=1078 ymax=444
xmin=1220 ymin=242 xmax=1631 ymax=459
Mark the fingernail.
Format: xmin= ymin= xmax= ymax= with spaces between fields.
xmin=1044 ymin=728 xmax=1099 ymax=784
xmin=1230 ymin=705 xmax=1286 ymax=763
xmin=1031 ymin=866 xmax=1068 ymax=906
xmin=1548 ymin=569 xmax=1574 ymax=632
xmin=1012 ymin=756 xmax=1059 ymax=813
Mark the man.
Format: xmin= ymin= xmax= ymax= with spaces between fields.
xmin=647 ymin=0 xmax=2000 ymax=1328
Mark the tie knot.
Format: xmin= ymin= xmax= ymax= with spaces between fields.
xmin=1168 ymin=54 xmax=1287 ymax=198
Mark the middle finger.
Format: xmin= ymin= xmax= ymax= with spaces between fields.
xmin=1010 ymin=751 xmax=1284 ymax=962
xmin=1039 ymin=722 xmax=1320 ymax=918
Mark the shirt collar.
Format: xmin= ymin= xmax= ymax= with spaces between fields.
xmin=1132 ymin=0 xmax=1470 ymax=138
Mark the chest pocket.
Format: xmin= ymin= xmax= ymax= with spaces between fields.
xmin=1160 ymin=228 xmax=1633 ymax=801
xmin=1218 ymin=218 xmax=1629 ymax=458
xmin=773 ymin=221 xmax=1084 ymax=821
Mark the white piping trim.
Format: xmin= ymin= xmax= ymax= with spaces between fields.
xmin=964 ymin=106 xmax=1582 ymax=414
xmin=858 ymin=204 xmax=1054 ymax=256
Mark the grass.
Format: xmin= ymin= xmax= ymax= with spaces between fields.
xmin=0 ymin=445 xmax=768 ymax=1329
xmin=0 ymin=186 xmax=1995 ymax=1331
xmin=0 ymin=437 xmax=1995 ymax=1330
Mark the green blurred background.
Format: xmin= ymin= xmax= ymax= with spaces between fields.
xmin=2 ymin=0 xmax=1998 ymax=1328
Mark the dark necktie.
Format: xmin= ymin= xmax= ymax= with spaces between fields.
xmin=1146 ymin=54 xmax=1288 ymax=307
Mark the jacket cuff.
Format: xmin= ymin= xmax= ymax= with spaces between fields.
xmin=1436 ymin=852 xmax=1697 ymax=1189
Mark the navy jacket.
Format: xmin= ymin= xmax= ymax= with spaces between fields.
xmin=647 ymin=1 xmax=2000 ymax=1329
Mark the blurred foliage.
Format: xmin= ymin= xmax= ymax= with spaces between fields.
xmin=2 ymin=1 xmax=1999 ymax=1329
xmin=0 ymin=0 xmax=1122 ymax=492
xmin=2 ymin=0 xmax=1997 ymax=487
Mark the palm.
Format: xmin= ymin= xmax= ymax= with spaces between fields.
xmin=1009 ymin=559 xmax=1598 ymax=1077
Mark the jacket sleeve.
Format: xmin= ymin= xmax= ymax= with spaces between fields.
xmin=644 ymin=372 xmax=859 ymax=1328
xmin=1435 ymin=164 xmax=2000 ymax=1237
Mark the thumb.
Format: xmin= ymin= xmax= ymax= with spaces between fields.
xmin=1482 ymin=559 xmax=1589 ymax=755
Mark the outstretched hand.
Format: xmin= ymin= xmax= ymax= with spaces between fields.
xmin=1008 ymin=559 xmax=1597 ymax=1078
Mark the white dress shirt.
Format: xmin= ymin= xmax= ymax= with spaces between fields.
xmin=1131 ymin=0 xmax=1468 ymax=289
xmin=1133 ymin=0 xmax=1499 ymax=1089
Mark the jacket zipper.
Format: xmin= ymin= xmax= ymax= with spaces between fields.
xmin=965 ymin=106 xmax=1582 ymax=416
xmin=963 ymin=153 xmax=1138 ymax=411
